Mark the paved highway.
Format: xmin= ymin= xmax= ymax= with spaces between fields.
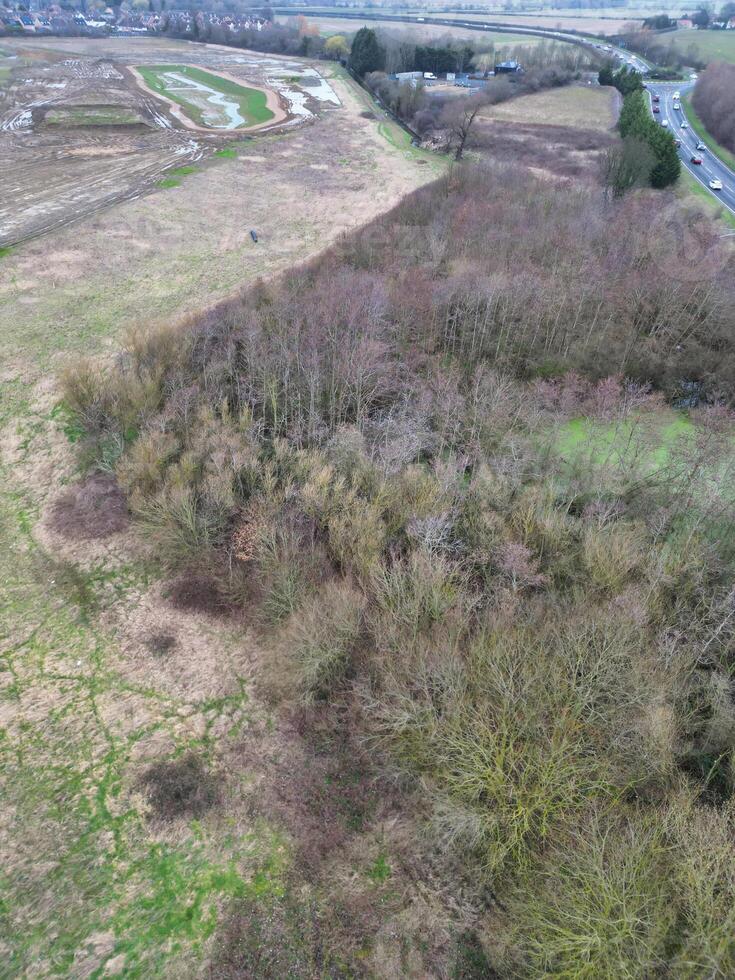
xmin=283 ymin=8 xmax=734 ymax=214
xmin=278 ymin=9 xmax=652 ymax=72
xmin=647 ymin=82 xmax=735 ymax=217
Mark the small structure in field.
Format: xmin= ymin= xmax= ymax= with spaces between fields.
xmin=495 ymin=60 xmax=523 ymax=74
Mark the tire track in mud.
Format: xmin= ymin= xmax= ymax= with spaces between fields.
xmin=0 ymin=132 xmax=205 ymax=247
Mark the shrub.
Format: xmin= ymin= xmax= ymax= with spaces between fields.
xmin=581 ymin=522 xmax=645 ymax=594
xmin=116 ymin=430 xmax=179 ymax=497
xmin=368 ymin=551 xmax=470 ymax=661
xmin=133 ymin=485 xmax=227 ymax=566
xmin=507 ymin=815 xmax=675 ymax=978
xmin=665 ymin=795 xmax=735 ymax=976
xmin=284 ymin=581 xmax=365 ymax=702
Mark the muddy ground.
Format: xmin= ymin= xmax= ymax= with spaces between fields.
xmin=0 ymin=37 xmax=343 ymax=246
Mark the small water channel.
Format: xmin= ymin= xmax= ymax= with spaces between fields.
xmin=165 ymin=72 xmax=245 ymax=129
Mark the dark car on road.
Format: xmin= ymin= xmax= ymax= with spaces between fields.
xmin=690 ymin=156 xmax=703 ymax=165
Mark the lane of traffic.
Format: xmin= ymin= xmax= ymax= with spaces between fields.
xmin=649 ymin=83 xmax=735 ymax=216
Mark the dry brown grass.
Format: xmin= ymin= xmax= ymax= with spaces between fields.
xmin=482 ymin=84 xmax=619 ymax=131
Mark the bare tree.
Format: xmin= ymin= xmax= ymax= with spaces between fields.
xmin=440 ymin=92 xmax=491 ymax=161
xmin=601 ymin=136 xmax=655 ymax=200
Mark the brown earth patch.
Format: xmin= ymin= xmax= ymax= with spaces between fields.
xmin=47 ymin=472 xmax=129 ymax=540
xmin=140 ymin=751 xmax=221 ymax=822
xmin=163 ymin=569 xmax=229 ymax=616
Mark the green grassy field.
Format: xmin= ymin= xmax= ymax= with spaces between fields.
xmin=667 ymin=28 xmax=735 ymax=66
xmin=137 ymin=64 xmax=274 ymax=128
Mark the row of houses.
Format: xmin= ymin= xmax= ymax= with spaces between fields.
xmin=0 ymin=4 xmax=270 ymax=37
xmin=678 ymin=16 xmax=735 ymax=29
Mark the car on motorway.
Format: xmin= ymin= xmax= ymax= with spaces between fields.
xmin=709 ymin=178 xmax=723 ymax=191
xmin=681 ymin=121 xmax=688 ymax=129
xmin=691 ymin=155 xmax=703 ymax=165
xmin=653 ymin=105 xmax=660 ymax=113
xmin=652 ymin=94 xmax=660 ymax=103
xmin=673 ymin=101 xmax=680 ymax=110
xmin=673 ymin=91 xmax=680 ymax=99
xmin=674 ymin=138 xmax=682 ymax=147
xmin=696 ymin=141 xmax=706 ymax=151
xmin=661 ymin=120 xmax=669 ymax=126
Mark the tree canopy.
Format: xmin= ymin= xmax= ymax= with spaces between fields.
xmin=350 ymin=27 xmax=384 ymax=77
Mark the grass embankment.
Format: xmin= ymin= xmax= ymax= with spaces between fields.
xmin=137 ymin=64 xmax=274 ymax=128
xmin=0 ymin=47 xmax=13 ymax=86
xmin=683 ymin=94 xmax=735 ymax=173
xmin=679 ymin=167 xmax=735 ymax=229
xmin=335 ymin=64 xmax=443 ymax=168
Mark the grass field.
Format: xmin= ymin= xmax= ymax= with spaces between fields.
xmin=482 ymin=84 xmax=619 ymax=131
xmin=45 ymin=105 xmax=147 ymax=127
xmin=667 ymin=28 xmax=735 ymax=66
xmin=137 ymin=64 xmax=274 ymax=129
xmin=294 ymin=15 xmax=557 ymax=48
xmin=0 ymin=48 xmax=12 ymax=86
xmin=556 ymin=410 xmax=693 ymax=469
xmin=291 ymin=7 xmax=640 ymax=33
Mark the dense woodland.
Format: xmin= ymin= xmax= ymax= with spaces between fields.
xmin=61 ymin=157 xmax=735 ymax=974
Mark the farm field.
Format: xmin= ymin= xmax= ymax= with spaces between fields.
xmin=0 ymin=38 xmax=439 ymax=977
xmin=438 ymin=11 xmax=640 ymax=33
xmin=482 ymin=84 xmax=619 ymax=131
xmin=665 ymin=28 xmax=735 ymax=66
xmin=469 ymin=84 xmax=618 ymax=180
xmin=283 ymin=15 xmax=556 ymax=48
xmin=290 ymin=5 xmax=643 ymax=33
